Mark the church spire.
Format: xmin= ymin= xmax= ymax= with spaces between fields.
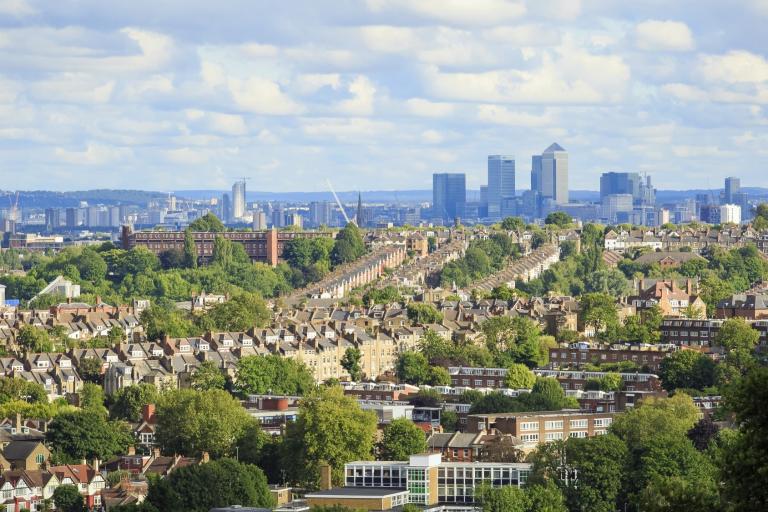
xmin=356 ymin=192 xmax=363 ymax=227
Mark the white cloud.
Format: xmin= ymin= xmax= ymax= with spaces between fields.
xmin=425 ymin=41 xmax=630 ymax=104
xmin=405 ymin=98 xmax=455 ymax=118
xmin=524 ymin=0 xmax=581 ymax=20
xmin=208 ymin=112 xmax=248 ymax=135
xmin=29 ymin=73 xmax=115 ymax=104
xmin=294 ymin=73 xmax=341 ymax=95
xmin=229 ymin=77 xmax=304 ymax=115
xmin=359 ymin=25 xmax=416 ymax=53
xmin=421 ymin=129 xmax=444 ymax=144
xmin=256 ymin=129 xmax=279 ymax=144
xmin=301 ymin=118 xmax=394 ymax=138
xmin=698 ymin=51 xmax=768 ymax=83
xmin=635 ymin=20 xmax=694 ymax=52
xmin=241 ymin=43 xmax=280 ymax=58
xmin=0 ymin=77 xmax=20 ymax=103
xmin=165 ymin=147 xmax=210 ymax=164
xmin=483 ymin=24 xmax=560 ymax=46
xmin=0 ymin=0 xmax=36 ymax=17
xmin=336 ymin=76 xmax=376 ymax=116
xmin=476 ymin=104 xmax=554 ymax=126
xmin=366 ymin=0 xmax=526 ymax=26
xmin=55 ymin=143 xmax=131 ymax=165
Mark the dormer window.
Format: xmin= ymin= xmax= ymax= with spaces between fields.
xmin=36 ymin=361 xmax=49 ymax=369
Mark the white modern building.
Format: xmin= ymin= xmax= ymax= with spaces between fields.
xmin=232 ymin=180 xmax=247 ymax=220
xmin=720 ymin=204 xmax=741 ymax=225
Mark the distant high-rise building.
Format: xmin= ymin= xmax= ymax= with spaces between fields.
xmin=309 ymin=201 xmax=332 ymax=227
xmin=108 ymin=206 xmax=121 ymax=227
xmin=253 ymin=211 xmax=267 ymax=230
xmin=720 ymin=204 xmax=741 ymax=224
xmin=221 ymin=194 xmax=231 ymax=223
xmin=724 ymin=177 xmax=740 ymax=204
xmin=65 ymin=208 xmax=78 ymax=228
xmin=601 ymin=194 xmax=634 ymax=224
xmin=432 ymin=173 xmax=466 ymax=223
xmin=600 ymin=172 xmax=655 ymax=206
xmin=232 ymin=180 xmax=246 ymax=220
xmin=45 ymin=208 xmax=61 ymax=231
xmin=271 ymin=203 xmax=285 ymax=228
xmin=487 ymin=155 xmax=515 ymax=219
xmin=538 ymin=143 xmax=568 ymax=205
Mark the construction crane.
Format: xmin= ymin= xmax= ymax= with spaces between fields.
xmin=326 ymin=179 xmax=353 ymax=225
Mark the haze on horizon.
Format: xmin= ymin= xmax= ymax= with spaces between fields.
xmin=0 ymin=0 xmax=767 ymax=192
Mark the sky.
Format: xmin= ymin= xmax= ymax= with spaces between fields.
xmin=1 ymin=0 xmax=767 ymax=193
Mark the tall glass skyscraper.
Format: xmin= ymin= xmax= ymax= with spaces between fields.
xmin=232 ymin=180 xmax=247 ymax=220
xmin=600 ymin=172 xmax=656 ymax=206
xmin=433 ymin=173 xmax=466 ymax=223
xmin=487 ymin=155 xmax=515 ymax=220
xmin=540 ymin=143 xmax=568 ymax=205
xmin=724 ymin=177 xmax=740 ymax=204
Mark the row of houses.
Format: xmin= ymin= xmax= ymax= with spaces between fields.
xmin=604 ymin=226 xmax=768 ymax=254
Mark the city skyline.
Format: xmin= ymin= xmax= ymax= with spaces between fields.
xmin=1 ymin=1 xmax=767 ymax=192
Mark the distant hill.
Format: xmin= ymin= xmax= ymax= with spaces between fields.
xmin=0 ymin=189 xmax=166 ymax=208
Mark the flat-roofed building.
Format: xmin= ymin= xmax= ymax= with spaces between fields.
xmin=466 ymin=410 xmax=617 ymax=449
xmin=307 ymin=453 xmax=531 ymax=509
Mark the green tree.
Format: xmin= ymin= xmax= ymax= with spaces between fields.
xmin=79 ymin=383 xmax=107 ymax=415
xmin=440 ymin=410 xmax=459 ymax=432
xmin=0 ymin=377 xmax=47 ymax=404
xmin=140 ymin=304 xmax=199 ymax=340
xmin=202 ymin=292 xmax=270 ymax=331
xmin=108 ymin=383 xmax=159 ymax=422
xmin=639 ymin=476 xmax=720 ymax=512
xmin=188 ymin=212 xmax=226 ymax=232
xmin=426 ymin=366 xmax=451 ymax=386
xmin=146 ymin=458 xmax=274 ymax=512
xmin=406 ymin=303 xmax=443 ymax=324
xmin=579 ymin=292 xmax=619 ymax=336
xmin=330 ymin=223 xmax=366 ymax=266
xmin=17 ymin=325 xmax=54 ymax=352
xmin=545 ymin=211 xmax=572 ymax=228
xmin=53 ymin=484 xmax=85 ymax=512
xmin=190 ymin=360 xmax=226 ymax=391
xmin=341 ymin=347 xmax=363 ymax=381
xmin=475 ymin=484 xmax=529 ymax=512
xmin=598 ymin=372 xmax=623 ymax=392
xmin=501 ymin=216 xmax=525 ymax=231
xmin=395 ymin=351 xmax=430 ymax=385
xmin=379 ymin=418 xmax=427 ymax=460
xmin=564 ymin=434 xmax=628 ymax=512
xmin=106 ymin=325 xmax=126 ymax=346
xmin=235 ymin=355 xmax=315 ymax=396
xmin=183 ymin=229 xmax=198 ymax=268
xmin=504 ymin=363 xmax=536 ymax=389
xmin=46 ymin=410 xmax=133 ymax=461
xmin=658 ymin=350 xmax=716 ymax=392
xmin=721 ymin=366 xmax=768 ymax=510
xmin=282 ymin=386 xmax=377 ymax=487
xmin=155 ymin=389 xmax=252 ymax=457
xmin=714 ymin=317 xmax=759 ymax=371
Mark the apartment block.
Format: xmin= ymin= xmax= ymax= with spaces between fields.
xmin=466 ymin=411 xmax=616 ymax=448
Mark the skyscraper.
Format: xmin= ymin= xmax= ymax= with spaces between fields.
xmin=600 ymin=172 xmax=656 ymax=206
xmin=221 ymin=193 xmax=231 ymax=223
xmin=487 ymin=155 xmax=515 ymax=220
xmin=724 ymin=177 xmax=740 ymax=204
xmin=309 ymin=201 xmax=332 ymax=227
xmin=531 ymin=155 xmax=542 ymax=193
xmin=432 ymin=173 xmax=466 ymax=223
xmin=538 ymin=143 xmax=568 ymax=205
xmin=232 ymin=180 xmax=246 ymax=220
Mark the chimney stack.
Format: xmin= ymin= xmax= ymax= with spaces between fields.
xmin=15 ymin=413 xmax=21 ymax=433
xmin=200 ymin=452 xmax=210 ymax=464
xmin=127 ymin=446 xmax=136 ymax=456
xmin=319 ymin=463 xmax=333 ymax=490
xmin=93 ymin=458 xmax=100 ymax=472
